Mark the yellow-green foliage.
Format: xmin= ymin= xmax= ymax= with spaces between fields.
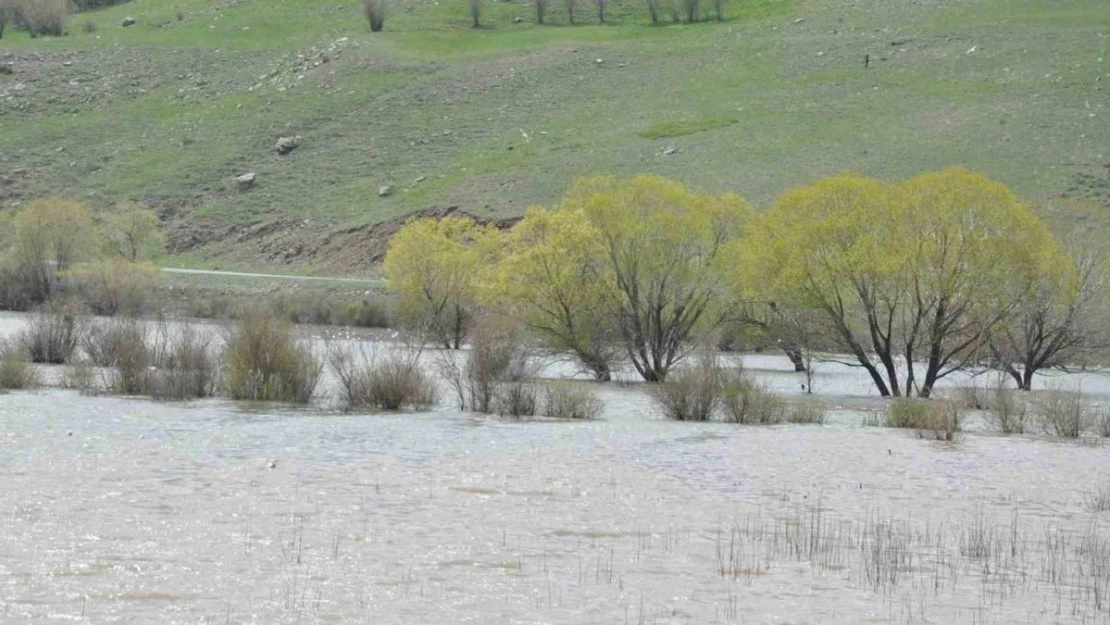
xmin=383 ymin=216 xmax=502 ymax=349
xmin=67 ymin=259 xmax=158 ymax=316
xmin=732 ymin=167 xmax=1066 ymax=398
xmin=101 ymin=202 xmax=165 ymax=262
xmin=226 ymin=311 xmax=322 ymax=403
xmin=488 ymin=207 xmax=618 ymax=380
xmin=0 ymin=341 xmax=38 ymax=390
xmin=11 ymin=197 xmax=98 ymax=272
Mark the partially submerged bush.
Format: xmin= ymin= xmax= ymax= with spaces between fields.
xmin=62 ymin=359 xmax=98 ymax=395
xmin=885 ymin=398 xmax=961 ymax=441
xmin=330 ymin=344 xmax=437 ymax=412
xmin=226 ymin=311 xmax=322 ymax=403
xmin=652 ymin=356 xmax=719 ymax=422
xmin=1097 ymin=407 xmax=1110 ymax=438
xmin=988 ymin=382 xmax=1028 ymax=435
xmin=495 ymin=381 xmax=538 ymax=419
xmin=83 ymin=317 xmax=148 ymax=366
xmin=720 ymin=371 xmax=783 ymax=424
xmin=437 ymin=318 xmax=535 ymax=414
xmin=1032 ymin=390 xmax=1087 ymax=438
xmin=0 ymin=341 xmax=38 ymax=390
xmin=785 ymin=399 xmax=826 ymax=425
xmin=19 ymin=307 xmax=86 ymax=364
xmin=542 ymin=383 xmax=603 ymax=420
xmin=149 ymin=324 xmax=220 ymax=400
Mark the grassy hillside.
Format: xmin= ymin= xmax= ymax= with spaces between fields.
xmin=1 ymin=0 xmax=1108 ymax=274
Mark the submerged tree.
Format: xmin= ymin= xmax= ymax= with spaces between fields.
xmin=383 ymin=216 xmax=502 ymax=349
xmin=734 ymin=168 xmax=1061 ymax=398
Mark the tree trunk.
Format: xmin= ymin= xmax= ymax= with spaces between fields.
xmin=782 ymin=346 xmax=806 ymax=373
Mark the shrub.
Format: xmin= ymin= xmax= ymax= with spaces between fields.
xmin=225 ymin=311 xmax=322 ymax=403
xmin=785 ymin=399 xmax=826 ymax=425
xmin=1098 ymin=406 xmax=1110 ymax=438
xmin=362 ymin=0 xmax=384 ymax=32
xmin=885 ymin=398 xmax=960 ymax=441
xmin=68 ymin=259 xmax=157 ymax=316
xmin=16 ymin=0 xmax=73 ymax=37
xmin=269 ymin=293 xmax=392 ymax=328
xmin=103 ymin=326 xmax=154 ymax=395
xmin=330 ymin=345 xmax=437 ymax=412
xmin=80 ymin=19 xmax=93 ymax=32
xmin=19 ymin=307 xmax=86 ymax=364
xmin=187 ymin=294 xmax=236 ymax=320
xmin=720 ymin=371 xmax=783 ymax=424
xmin=987 ymin=382 xmax=1027 ymax=434
xmin=0 ymin=341 xmax=38 ymax=390
xmin=82 ymin=318 xmax=148 ymax=366
xmin=149 ymin=323 xmax=221 ymax=400
xmin=437 ymin=318 xmax=534 ymax=414
xmin=542 ymin=383 xmax=603 ymax=420
xmin=1032 ymin=390 xmax=1087 ymax=438
xmin=955 ymin=385 xmax=988 ymax=410
xmin=652 ymin=356 xmax=719 ymax=422
xmin=495 ymin=381 xmax=538 ymax=419
xmin=62 ymin=359 xmax=98 ymax=395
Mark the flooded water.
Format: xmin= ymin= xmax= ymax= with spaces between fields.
xmin=2 ymin=313 xmax=1110 ymax=624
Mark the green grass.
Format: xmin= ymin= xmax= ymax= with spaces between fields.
xmin=639 ymin=117 xmax=737 ymax=139
xmin=1 ymin=0 xmax=1108 ymax=273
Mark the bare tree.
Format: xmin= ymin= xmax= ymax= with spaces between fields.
xmin=596 ymin=0 xmax=606 ymax=23
xmin=989 ymin=246 xmax=1110 ymax=390
xmin=712 ymin=0 xmax=724 ymax=21
xmin=362 ymin=0 xmax=385 ymax=32
xmin=645 ymin=0 xmax=660 ymax=24
xmin=0 ymin=0 xmax=10 ymax=39
xmin=565 ymin=0 xmax=576 ymax=24
xmin=535 ymin=0 xmax=547 ymax=24
xmin=469 ymin=0 xmax=483 ymax=28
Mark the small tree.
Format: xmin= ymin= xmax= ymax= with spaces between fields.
xmin=596 ymin=0 xmax=607 ymax=23
xmin=565 ymin=0 xmax=576 ymax=24
xmin=712 ymin=0 xmax=724 ymax=21
xmin=489 ymin=207 xmax=620 ymax=381
xmin=101 ymin=202 xmax=164 ymax=262
xmin=645 ymin=0 xmax=660 ymax=24
xmin=0 ymin=0 xmax=12 ymax=39
xmin=362 ymin=0 xmax=385 ymax=32
xmin=535 ymin=0 xmax=547 ymax=24
xmin=468 ymin=0 xmax=483 ymax=28
xmin=568 ymin=175 xmax=753 ymax=382
xmin=989 ymin=242 xmax=1109 ymax=390
xmin=383 ymin=216 xmax=502 ymax=349
xmin=7 ymin=197 xmax=98 ymax=303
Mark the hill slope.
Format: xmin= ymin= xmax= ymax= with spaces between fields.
xmin=1 ymin=0 xmax=1108 ymax=274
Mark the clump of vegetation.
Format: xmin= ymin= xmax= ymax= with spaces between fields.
xmin=330 ymin=344 xmax=437 ymax=412
xmin=1088 ymin=478 xmax=1110 ymax=513
xmin=719 ymin=369 xmax=783 ymax=424
xmin=102 ymin=322 xmax=154 ymax=395
xmin=362 ymin=0 xmax=384 ymax=32
xmin=269 ymin=292 xmax=392 ymax=328
xmin=987 ymin=380 xmax=1028 ymax=434
xmin=651 ymin=353 xmax=720 ymax=422
xmin=495 ymin=380 xmax=539 ymax=419
xmin=19 ymin=307 xmax=87 ymax=364
xmin=68 ymin=259 xmax=158 ymax=317
xmin=149 ymin=324 xmax=221 ymax=401
xmin=541 ymin=383 xmax=604 ymax=420
xmin=1032 ymin=390 xmax=1087 ymax=438
xmin=785 ymin=398 xmax=826 ymax=425
xmin=15 ymin=0 xmax=73 ymax=37
xmin=225 ymin=311 xmax=322 ymax=403
xmin=0 ymin=341 xmax=39 ymax=390
xmin=61 ymin=359 xmax=98 ymax=395
xmin=1097 ymin=406 xmax=1110 ymax=438
xmin=437 ymin=318 xmax=535 ymax=414
xmin=884 ymin=398 xmax=962 ymax=441
xmin=82 ymin=318 xmax=147 ymax=366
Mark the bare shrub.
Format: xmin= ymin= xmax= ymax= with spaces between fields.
xmin=542 ymin=383 xmax=603 ymax=420
xmin=565 ymin=0 xmax=576 ymax=24
xmin=330 ymin=343 xmax=437 ymax=412
xmin=226 ymin=311 xmax=322 ymax=404
xmin=1088 ymin=478 xmax=1110 ymax=513
xmin=0 ymin=341 xmax=38 ymax=389
xmin=62 ymin=359 xmax=98 ymax=395
xmin=20 ymin=307 xmax=87 ymax=364
xmin=495 ymin=381 xmax=538 ymax=418
xmin=1032 ymin=390 xmax=1087 ymax=438
xmin=885 ymin=398 xmax=961 ymax=440
xmin=67 ymin=259 xmax=157 ymax=316
xmin=785 ymin=399 xmax=826 ymax=425
xmin=103 ymin=326 xmax=154 ymax=395
xmin=955 ymin=384 xmax=988 ymax=410
xmin=645 ymin=0 xmax=659 ymax=24
xmin=468 ymin=0 xmax=483 ymax=28
xmin=437 ymin=319 xmax=534 ymax=414
xmin=149 ymin=324 xmax=221 ymax=400
xmin=362 ymin=0 xmax=384 ymax=31
xmin=988 ymin=380 xmax=1027 ymax=434
xmin=16 ymin=0 xmax=73 ymax=36
xmin=652 ymin=353 xmax=719 ymax=422
xmin=83 ymin=318 xmax=147 ymax=366
xmin=1097 ymin=406 xmax=1110 ymax=438
xmin=720 ymin=369 xmax=782 ymax=424
xmin=534 ymin=0 xmax=547 ymax=23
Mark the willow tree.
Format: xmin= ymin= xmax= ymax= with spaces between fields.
xmin=566 ymin=175 xmax=753 ymax=382
xmin=383 ymin=216 xmax=502 ymax=349
xmin=7 ymin=197 xmax=98 ymax=303
xmin=487 ymin=207 xmax=620 ymax=381
xmin=989 ymin=241 xmax=1108 ymax=390
xmin=735 ymin=168 xmax=1060 ymax=398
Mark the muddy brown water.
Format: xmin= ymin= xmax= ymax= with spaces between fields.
xmin=2 ymin=313 xmax=1110 ymax=624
